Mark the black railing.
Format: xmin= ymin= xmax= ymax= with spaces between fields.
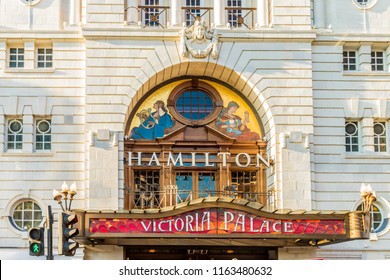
xmin=182 ymin=6 xmax=213 ymax=27
xmin=124 ymin=186 xmax=274 ymax=210
xmin=124 ymin=5 xmax=257 ymax=30
xmin=225 ymin=7 xmax=256 ymax=29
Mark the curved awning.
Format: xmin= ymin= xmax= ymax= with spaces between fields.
xmin=74 ymin=197 xmax=368 ymax=247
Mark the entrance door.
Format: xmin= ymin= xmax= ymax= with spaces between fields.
xmin=175 ymin=171 xmax=216 ymax=202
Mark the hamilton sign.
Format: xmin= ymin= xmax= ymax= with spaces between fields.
xmin=127 ymin=152 xmax=270 ymax=168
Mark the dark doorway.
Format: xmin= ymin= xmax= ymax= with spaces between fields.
xmin=126 ymin=246 xmax=277 ymax=260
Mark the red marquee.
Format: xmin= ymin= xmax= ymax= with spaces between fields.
xmin=89 ymin=208 xmax=346 ymax=236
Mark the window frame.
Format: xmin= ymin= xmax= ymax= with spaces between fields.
xmin=9 ymin=47 xmax=25 ymax=68
xmin=185 ymin=0 xmax=202 ymax=27
xmin=371 ymin=50 xmax=385 ymax=71
xmin=354 ymin=196 xmax=390 ymax=236
xmin=19 ymin=0 xmax=41 ymax=5
xmin=373 ymin=121 xmax=387 ymax=153
xmin=226 ymin=0 xmax=244 ymax=28
xmin=35 ymin=118 xmax=52 ymax=151
xmin=345 ymin=121 xmax=360 ymax=153
xmin=36 ymin=48 xmax=53 ymax=69
xmin=6 ymin=118 xmax=23 ymax=151
xmin=143 ymin=0 xmax=161 ymax=27
xmin=352 ymin=0 xmax=378 ymax=10
xmin=343 ymin=50 xmax=357 ymax=71
xmin=11 ymin=200 xmax=43 ymax=231
xmin=167 ymin=80 xmax=223 ymax=127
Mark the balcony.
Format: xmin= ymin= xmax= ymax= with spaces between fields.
xmin=124 ymin=3 xmax=258 ymax=30
xmin=124 ymin=185 xmax=274 ymax=210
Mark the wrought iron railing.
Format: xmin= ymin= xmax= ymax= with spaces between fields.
xmin=138 ymin=5 xmax=170 ymax=28
xmin=225 ymin=7 xmax=256 ymax=29
xmin=182 ymin=6 xmax=213 ymax=27
xmin=124 ymin=5 xmax=257 ymax=30
xmin=124 ymin=185 xmax=274 ymax=210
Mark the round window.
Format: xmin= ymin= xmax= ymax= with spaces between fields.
xmin=12 ymin=200 xmax=43 ymax=231
xmin=345 ymin=122 xmax=358 ymax=136
xmin=175 ymin=90 xmax=214 ymax=121
xmin=353 ymin=0 xmax=378 ymax=9
xmin=8 ymin=119 xmax=23 ymax=134
xmin=374 ymin=122 xmax=385 ymax=136
xmin=37 ymin=120 xmax=51 ymax=134
xmin=168 ymin=80 xmax=223 ymax=126
xmin=20 ymin=0 xmax=41 ymax=5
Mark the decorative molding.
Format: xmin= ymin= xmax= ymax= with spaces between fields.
xmin=180 ymin=20 xmax=220 ymax=59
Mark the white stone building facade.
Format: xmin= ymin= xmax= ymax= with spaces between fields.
xmin=0 ymin=0 xmax=389 ymax=260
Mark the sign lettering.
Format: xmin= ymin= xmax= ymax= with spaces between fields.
xmin=90 ymin=208 xmax=346 ymax=236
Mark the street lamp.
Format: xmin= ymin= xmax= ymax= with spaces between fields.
xmin=360 ymin=183 xmax=377 ymax=232
xmin=53 ymin=181 xmax=77 ymax=212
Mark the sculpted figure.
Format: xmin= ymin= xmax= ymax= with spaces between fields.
xmin=180 ymin=20 xmax=219 ymax=59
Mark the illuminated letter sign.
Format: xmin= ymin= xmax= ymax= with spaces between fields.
xmin=90 ymin=208 xmax=346 ymax=236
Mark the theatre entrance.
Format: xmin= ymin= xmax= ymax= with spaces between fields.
xmin=125 ymin=246 xmax=277 ymax=260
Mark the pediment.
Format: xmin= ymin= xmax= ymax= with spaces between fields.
xmin=158 ymin=124 xmax=235 ymax=144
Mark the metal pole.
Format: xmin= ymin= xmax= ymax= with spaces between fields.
xmin=46 ymin=205 xmax=54 ymax=260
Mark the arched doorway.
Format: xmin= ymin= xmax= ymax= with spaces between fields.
xmin=123 ymin=77 xmax=270 ymax=211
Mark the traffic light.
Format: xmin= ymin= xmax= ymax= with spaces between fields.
xmin=58 ymin=212 xmax=79 ymax=256
xmin=28 ymin=227 xmax=44 ymax=256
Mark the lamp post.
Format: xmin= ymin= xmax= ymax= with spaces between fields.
xmin=53 ymin=181 xmax=77 ymax=212
xmin=52 ymin=182 xmax=79 ymax=257
xmin=360 ymin=183 xmax=377 ymax=232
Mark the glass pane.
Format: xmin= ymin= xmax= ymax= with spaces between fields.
xmin=18 ymin=62 xmax=24 ymax=68
xmin=9 ymin=62 xmax=16 ymax=68
xmin=10 ymin=48 xmax=16 ymax=54
xmin=13 ymin=211 xmax=22 ymax=220
xmin=24 ymin=211 xmax=32 ymax=220
xmin=16 ymin=143 xmax=23 ymax=149
xmin=38 ymin=55 xmax=45 ymax=61
xmin=35 ymin=211 xmax=43 ymax=220
xmin=47 ymin=62 xmax=53 ymax=68
xmin=24 ymin=221 xmax=32 ymax=229
xmin=34 ymin=203 xmax=41 ymax=210
xmin=15 ymin=203 xmax=23 ymax=210
xmin=24 ymin=201 xmax=33 ymax=210
xmin=46 ymin=56 xmax=52 ymax=61
xmin=44 ymin=143 xmax=51 ymax=150
xmin=36 ymin=143 xmax=43 ymax=150
xmin=38 ymin=49 xmax=45 ymax=54
xmin=373 ymin=213 xmax=382 ymax=221
xmin=10 ymin=55 xmax=16 ymax=60
xmin=37 ymin=62 xmax=44 ymax=68
xmin=18 ymin=49 xmax=24 ymax=54
xmin=15 ymin=221 xmax=23 ymax=228
xmin=46 ymin=49 xmax=53 ymax=54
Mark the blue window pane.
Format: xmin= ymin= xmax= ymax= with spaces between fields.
xmin=175 ymin=90 xmax=213 ymax=121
